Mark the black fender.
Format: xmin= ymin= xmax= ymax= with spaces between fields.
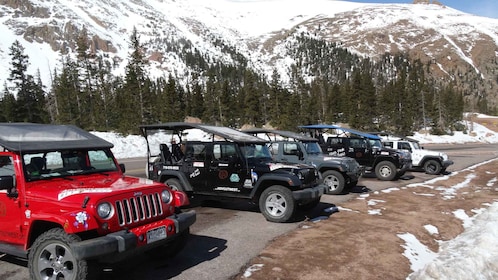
xmin=249 ymin=172 xmax=301 ymax=200
xmin=317 ymin=164 xmax=344 ymax=174
xmin=157 ymin=169 xmax=194 ymax=192
xmin=373 ymin=156 xmax=400 ymax=169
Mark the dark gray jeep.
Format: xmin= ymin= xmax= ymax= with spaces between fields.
xmin=242 ymin=128 xmax=362 ymax=195
xmin=139 ymin=122 xmax=327 ymax=223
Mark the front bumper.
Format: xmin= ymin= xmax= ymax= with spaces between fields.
xmin=292 ymin=183 xmax=327 ymax=201
xmin=442 ymin=159 xmax=454 ymax=169
xmin=398 ymin=160 xmax=412 ymax=172
xmin=70 ymin=210 xmax=196 ymax=260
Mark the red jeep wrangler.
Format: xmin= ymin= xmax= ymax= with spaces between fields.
xmin=0 ymin=123 xmax=196 ymax=279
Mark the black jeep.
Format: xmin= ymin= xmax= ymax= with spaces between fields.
xmin=300 ymin=124 xmax=412 ymax=181
xmin=139 ymin=122 xmax=327 ymax=223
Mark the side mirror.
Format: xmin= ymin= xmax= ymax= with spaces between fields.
xmin=119 ymin=163 xmax=126 ymax=173
xmin=0 ymin=175 xmax=14 ymax=190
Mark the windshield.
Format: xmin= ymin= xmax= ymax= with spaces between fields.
xmin=240 ymin=144 xmax=272 ymax=159
xmin=369 ymin=139 xmax=383 ymax=148
xmin=412 ymin=142 xmax=421 ymax=149
xmin=303 ymin=142 xmax=322 ymax=154
xmin=23 ymin=149 xmax=118 ymax=181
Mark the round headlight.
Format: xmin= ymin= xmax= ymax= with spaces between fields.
xmin=97 ymin=202 xmax=113 ymax=219
xmin=161 ymin=190 xmax=172 ymax=204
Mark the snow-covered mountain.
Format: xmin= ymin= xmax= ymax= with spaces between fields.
xmin=1 ymin=0 xmax=497 ymax=103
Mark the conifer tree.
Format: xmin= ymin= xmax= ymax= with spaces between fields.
xmin=7 ymin=40 xmax=47 ymax=123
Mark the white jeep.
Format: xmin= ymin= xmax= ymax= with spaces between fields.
xmin=381 ymin=136 xmax=453 ymax=175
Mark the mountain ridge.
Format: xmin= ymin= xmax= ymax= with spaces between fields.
xmin=0 ymin=0 xmax=497 ymax=106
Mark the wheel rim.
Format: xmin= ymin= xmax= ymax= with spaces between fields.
xmin=324 ymin=175 xmax=339 ymax=192
xmin=379 ymin=166 xmax=392 ymax=177
xmin=37 ymin=243 xmax=77 ymax=280
xmin=264 ymin=192 xmax=287 ymax=218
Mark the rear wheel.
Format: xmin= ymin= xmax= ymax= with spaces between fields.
xmin=322 ymin=170 xmax=345 ymax=195
xmin=424 ymin=159 xmax=442 ymax=175
xmin=375 ymin=161 xmax=397 ymax=181
xmin=259 ymin=185 xmax=295 ymax=223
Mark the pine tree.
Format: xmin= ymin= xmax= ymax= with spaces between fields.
xmin=7 ymin=40 xmax=48 ymax=123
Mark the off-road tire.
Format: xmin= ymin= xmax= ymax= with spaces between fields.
xmin=375 ymin=161 xmax=397 ymax=181
xmin=424 ymin=159 xmax=442 ymax=175
xmin=165 ymin=178 xmax=183 ymax=192
xmin=29 ymin=228 xmax=89 ymax=280
xmin=259 ymin=185 xmax=295 ymax=223
xmin=147 ymin=228 xmax=190 ymax=259
xmin=322 ymin=170 xmax=345 ymax=195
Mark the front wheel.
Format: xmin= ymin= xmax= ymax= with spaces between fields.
xmin=165 ymin=178 xmax=183 ymax=191
xmin=424 ymin=159 xmax=442 ymax=175
xmin=259 ymin=185 xmax=295 ymax=223
xmin=322 ymin=170 xmax=345 ymax=195
xmin=375 ymin=161 xmax=397 ymax=181
xmin=29 ymin=228 xmax=89 ymax=280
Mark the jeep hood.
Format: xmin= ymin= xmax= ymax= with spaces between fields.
xmin=26 ymin=174 xmax=163 ymax=202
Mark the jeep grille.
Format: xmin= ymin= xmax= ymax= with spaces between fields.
xmin=115 ymin=193 xmax=163 ymax=226
xmin=299 ymin=168 xmax=319 ymax=186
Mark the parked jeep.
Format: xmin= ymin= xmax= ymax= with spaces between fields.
xmin=380 ymin=135 xmax=453 ymax=175
xmin=300 ymin=124 xmax=412 ymax=181
xmin=139 ymin=122 xmax=327 ymax=223
xmin=242 ymin=128 xmax=362 ymax=195
xmin=0 ymin=123 xmax=195 ymax=280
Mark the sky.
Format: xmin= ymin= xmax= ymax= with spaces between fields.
xmin=96 ymin=113 xmax=498 ymax=279
xmin=348 ymin=0 xmax=498 ymax=19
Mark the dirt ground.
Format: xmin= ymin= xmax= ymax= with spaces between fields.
xmin=232 ymin=153 xmax=498 ymax=280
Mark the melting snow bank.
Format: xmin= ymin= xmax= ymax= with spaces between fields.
xmin=406 ymin=202 xmax=498 ymax=280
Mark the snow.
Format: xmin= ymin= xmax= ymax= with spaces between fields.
xmin=93 ymin=112 xmax=498 ymax=279
xmin=1 ymin=0 xmax=497 ymax=90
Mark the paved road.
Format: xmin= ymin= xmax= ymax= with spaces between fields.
xmin=2 ymin=143 xmax=497 ymax=279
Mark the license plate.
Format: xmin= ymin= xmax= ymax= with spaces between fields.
xmin=147 ymin=226 xmax=167 ymax=244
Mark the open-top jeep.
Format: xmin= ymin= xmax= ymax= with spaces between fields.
xmin=241 ymin=128 xmax=362 ymax=195
xmin=300 ymin=124 xmax=412 ymax=181
xmin=379 ymin=135 xmax=453 ymax=175
xmin=0 ymin=123 xmax=195 ymax=280
xmin=139 ymin=122 xmax=327 ymax=223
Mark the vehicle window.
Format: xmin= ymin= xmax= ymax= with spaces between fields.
xmin=186 ymin=144 xmax=206 ymax=161
xmin=351 ymin=139 xmax=366 ymax=148
xmin=269 ymin=143 xmax=279 ymax=155
xmin=0 ymin=156 xmax=15 ymax=177
xmin=213 ymin=143 xmax=237 ymax=161
xmin=328 ymin=138 xmax=342 ymax=145
xmin=384 ymin=142 xmax=394 ymax=148
xmin=240 ymin=144 xmax=272 ymax=159
xmin=399 ymin=142 xmax=411 ymax=150
xmin=283 ymin=143 xmax=299 ymax=155
xmin=304 ymin=142 xmax=322 ymax=154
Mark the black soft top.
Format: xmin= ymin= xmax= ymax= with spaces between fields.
xmin=0 ymin=123 xmax=113 ymax=152
xmin=140 ymin=122 xmax=267 ymax=144
xmin=242 ymin=128 xmax=318 ymax=142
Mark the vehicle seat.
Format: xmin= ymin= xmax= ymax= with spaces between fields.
xmin=31 ymin=157 xmax=46 ymax=170
xmin=160 ymin=144 xmax=173 ymax=164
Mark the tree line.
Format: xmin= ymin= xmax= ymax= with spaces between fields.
xmin=0 ymin=28 xmax=468 ymax=136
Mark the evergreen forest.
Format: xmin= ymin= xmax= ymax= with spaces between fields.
xmin=0 ymin=29 xmax=470 ymax=136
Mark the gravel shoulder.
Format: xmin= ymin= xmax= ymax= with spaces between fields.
xmin=232 ymin=159 xmax=498 ymax=279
